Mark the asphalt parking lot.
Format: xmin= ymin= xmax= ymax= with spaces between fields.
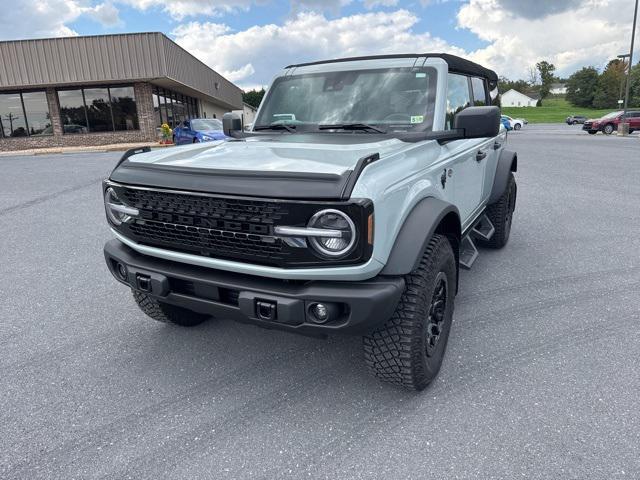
xmin=1 ymin=124 xmax=639 ymax=479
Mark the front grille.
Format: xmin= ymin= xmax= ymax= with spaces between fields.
xmin=119 ymin=187 xmax=290 ymax=266
xmin=128 ymin=219 xmax=284 ymax=261
xmin=108 ymin=183 xmax=374 ymax=268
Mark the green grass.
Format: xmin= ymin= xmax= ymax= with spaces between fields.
xmin=501 ymin=97 xmax=613 ymax=124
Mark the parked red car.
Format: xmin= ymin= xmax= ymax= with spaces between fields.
xmin=583 ymin=110 xmax=640 ymax=134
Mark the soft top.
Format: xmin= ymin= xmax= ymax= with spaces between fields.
xmin=286 ymin=53 xmax=498 ymax=89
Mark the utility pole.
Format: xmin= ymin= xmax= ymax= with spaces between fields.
xmin=623 ymin=0 xmax=638 ymax=113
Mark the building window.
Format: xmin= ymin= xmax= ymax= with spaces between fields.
xmin=57 ymin=85 xmax=138 ymax=134
xmin=110 ymin=86 xmax=139 ymax=131
xmin=84 ymin=88 xmax=112 ymax=132
xmin=0 ymin=90 xmax=52 ymax=138
xmin=152 ymin=86 xmax=199 ymax=128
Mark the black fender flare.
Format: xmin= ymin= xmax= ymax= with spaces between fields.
xmin=381 ymin=197 xmax=461 ymax=276
xmin=488 ymin=149 xmax=517 ymax=204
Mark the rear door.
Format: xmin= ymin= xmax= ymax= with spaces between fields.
xmin=624 ymin=111 xmax=640 ymax=130
xmin=469 ymin=76 xmax=499 ymax=208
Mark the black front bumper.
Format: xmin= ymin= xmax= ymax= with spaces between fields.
xmin=104 ymin=239 xmax=404 ymax=335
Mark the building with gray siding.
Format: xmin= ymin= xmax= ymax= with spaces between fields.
xmin=0 ymin=33 xmax=243 ymax=151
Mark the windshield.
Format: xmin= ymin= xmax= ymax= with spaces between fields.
xmin=255 ymin=67 xmax=437 ymax=131
xmin=600 ymin=111 xmax=623 ymax=120
xmin=191 ymin=119 xmax=223 ymax=131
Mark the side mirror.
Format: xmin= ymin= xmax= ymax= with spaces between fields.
xmin=454 ymin=106 xmax=500 ymax=139
xmin=222 ymin=112 xmax=243 ymax=137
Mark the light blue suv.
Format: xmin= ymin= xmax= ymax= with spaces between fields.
xmin=103 ymin=53 xmax=517 ymax=390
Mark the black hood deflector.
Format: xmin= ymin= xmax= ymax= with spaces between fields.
xmin=109 ymin=149 xmax=379 ymax=201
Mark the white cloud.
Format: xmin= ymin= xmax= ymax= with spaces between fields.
xmin=0 ymin=0 xmax=84 ymax=39
xmin=87 ymin=2 xmax=123 ymax=27
xmin=118 ymin=0 xmax=260 ymax=20
xmin=459 ymin=0 xmax=638 ymax=78
xmin=172 ymin=9 xmax=465 ymax=88
xmin=0 ymin=0 xmax=125 ymax=40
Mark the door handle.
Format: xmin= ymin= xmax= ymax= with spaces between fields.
xmin=493 ymin=141 xmax=502 ymax=150
xmin=476 ymin=150 xmax=487 ymax=162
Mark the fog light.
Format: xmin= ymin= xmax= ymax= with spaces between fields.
xmin=115 ymin=262 xmax=127 ymax=281
xmin=310 ymin=303 xmax=329 ymax=323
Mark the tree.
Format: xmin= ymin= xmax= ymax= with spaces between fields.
xmin=527 ymin=65 xmax=538 ymax=86
xmin=566 ymin=66 xmax=599 ymax=107
xmin=242 ymin=88 xmax=266 ymax=109
xmin=627 ymin=63 xmax=640 ymax=108
xmin=498 ymin=77 xmax=530 ymax=95
xmin=593 ymin=59 xmax=627 ymax=109
xmin=536 ymin=60 xmax=556 ymax=99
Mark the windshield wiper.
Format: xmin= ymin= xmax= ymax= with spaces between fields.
xmin=253 ymin=124 xmax=296 ymax=133
xmin=317 ymin=123 xmax=387 ymax=134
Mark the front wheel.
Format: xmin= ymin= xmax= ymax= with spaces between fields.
xmin=588 ymin=131 xmax=597 ymax=135
xmin=572 ymin=121 xmax=579 ymax=125
xmin=363 ymin=234 xmax=457 ymax=391
xmin=603 ymin=124 xmax=615 ymax=135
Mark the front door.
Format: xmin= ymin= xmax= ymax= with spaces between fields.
xmin=442 ymin=139 xmax=487 ymax=227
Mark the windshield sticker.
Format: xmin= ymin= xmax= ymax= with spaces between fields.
xmin=411 ymin=115 xmax=424 ymax=124
xmin=415 ymin=72 xmax=427 ymax=78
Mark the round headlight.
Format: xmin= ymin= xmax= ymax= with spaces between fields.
xmin=307 ymin=209 xmax=357 ymax=257
xmin=104 ymin=187 xmax=135 ymax=225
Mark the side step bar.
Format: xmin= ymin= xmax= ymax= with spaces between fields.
xmin=459 ymin=213 xmax=495 ymax=270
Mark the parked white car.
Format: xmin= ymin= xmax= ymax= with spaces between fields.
xmin=502 ymin=115 xmax=526 ymax=130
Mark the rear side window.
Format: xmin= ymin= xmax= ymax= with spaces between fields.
xmin=446 ymin=74 xmax=471 ymax=129
xmin=471 ymin=77 xmax=488 ymax=106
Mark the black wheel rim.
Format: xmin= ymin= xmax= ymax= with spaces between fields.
xmin=425 ymin=272 xmax=448 ymax=357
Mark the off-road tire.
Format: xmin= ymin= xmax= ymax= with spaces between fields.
xmin=363 ymin=234 xmax=456 ymax=391
xmin=478 ymin=173 xmax=516 ymax=249
xmin=513 ymin=123 xmax=521 ymax=130
xmin=603 ymin=124 xmax=615 ymax=135
xmin=132 ymin=290 xmax=210 ymax=327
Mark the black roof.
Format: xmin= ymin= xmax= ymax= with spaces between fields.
xmin=286 ymin=53 xmax=498 ymax=87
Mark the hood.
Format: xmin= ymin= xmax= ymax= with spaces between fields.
xmin=110 ymin=134 xmax=413 ymax=200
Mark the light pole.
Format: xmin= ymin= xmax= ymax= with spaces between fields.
xmin=617 ymin=53 xmax=630 ymax=104
xmin=622 ymin=0 xmax=638 ymax=113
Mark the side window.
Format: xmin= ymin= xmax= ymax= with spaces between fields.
xmin=446 ymin=74 xmax=471 ymax=129
xmin=183 ymin=120 xmax=190 ymax=129
xmin=471 ymin=77 xmax=488 ymax=106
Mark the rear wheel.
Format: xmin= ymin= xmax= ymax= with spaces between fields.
xmin=603 ymin=124 xmax=615 ymax=135
xmin=132 ymin=290 xmax=210 ymax=327
xmin=363 ymin=234 xmax=456 ymax=391
xmin=588 ymin=131 xmax=597 ymax=135
xmin=478 ymin=173 xmax=516 ymax=249
xmin=572 ymin=121 xmax=578 ymax=125
xmin=513 ymin=123 xmax=521 ymax=130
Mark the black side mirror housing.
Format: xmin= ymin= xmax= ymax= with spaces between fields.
xmin=453 ymin=106 xmax=500 ymax=139
xmin=222 ymin=112 xmax=243 ymax=137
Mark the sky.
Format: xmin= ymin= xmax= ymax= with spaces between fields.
xmin=1 ymin=0 xmax=638 ymax=90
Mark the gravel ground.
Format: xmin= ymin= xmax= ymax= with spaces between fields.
xmin=1 ymin=125 xmax=639 ymax=479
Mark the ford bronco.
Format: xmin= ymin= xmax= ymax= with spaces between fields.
xmin=103 ymin=53 xmax=517 ymax=390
